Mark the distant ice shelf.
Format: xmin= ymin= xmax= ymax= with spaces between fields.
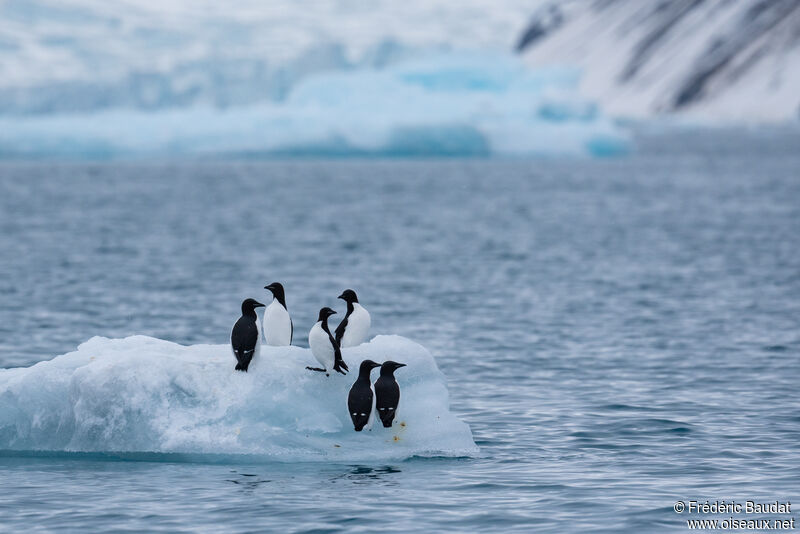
xmin=0 ymin=53 xmax=629 ymax=158
xmin=0 ymin=334 xmax=478 ymax=462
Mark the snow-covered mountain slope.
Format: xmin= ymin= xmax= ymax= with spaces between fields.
xmin=517 ymin=0 xmax=800 ymax=122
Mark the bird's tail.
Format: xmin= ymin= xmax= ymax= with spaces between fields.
xmin=380 ymin=410 xmax=395 ymax=427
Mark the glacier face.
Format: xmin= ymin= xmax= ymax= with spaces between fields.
xmin=517 ymin=0 xmax=800 ymax=122
xmin=0 ymin=0 xmax=538 ymax=114
xmin=0 ymin=53 xmax=629 ymax=158
xmin=0 ymin=334 xmax=478 ymax=461
xmin=0 ymin=0 xmax=633 ymax=158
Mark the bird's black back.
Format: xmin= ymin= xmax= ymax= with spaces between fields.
xmin=374 ymin=375 xmax=400 ymax=428
xmin=322 ymin=318 xmax=348 ymax=374
xmin=348 ymin=380 xmax=373 ymax=432
xmin=231 ymin=316 xmax=259 ymax=372
xmin=334 ymin=300 xmax=355 ymax=345
xmin=334 ymin=314 xmax=349 ymax=345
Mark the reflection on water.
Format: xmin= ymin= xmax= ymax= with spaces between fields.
xmin=336 ymin=465 xmax=402 ymax=485
xmin=224 ymin=465 xmax=402 ymax=492
xmin=227 ymin=470 xmax=272 ymax=491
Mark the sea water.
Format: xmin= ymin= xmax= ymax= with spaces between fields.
xmin=0 ymin=128 xmax=798 ymax=532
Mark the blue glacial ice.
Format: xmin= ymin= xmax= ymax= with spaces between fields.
xmin=0 ymin=335 xmax=477 ymax=462
xmin=0 ymin=52 xmax=629 ymax=158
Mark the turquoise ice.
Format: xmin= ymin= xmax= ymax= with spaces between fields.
xmin=0 ymin=53 xmax=628 ymax=158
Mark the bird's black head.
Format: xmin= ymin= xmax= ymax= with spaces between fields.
xmin=338 ymin=289 xmax=359 ymax=303
xmin=317 ymin=307 xmax=337 ymax=322
xmin=358 ymin=359 xmax=381 ymax=375
xmin=241 ymin=298 xmax=265 ymax=316
xmin=380 ymin=360 xmax=407 ymax=376
xmin=264 ymin=282 xmax=287 ymax=306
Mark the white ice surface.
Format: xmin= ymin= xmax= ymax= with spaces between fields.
xmin=0 ymin=334 xmax=477 ymax=462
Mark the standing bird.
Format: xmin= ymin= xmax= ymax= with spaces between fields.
xmin=334 ymin=289 xmax=371 ymax=348
xmin=263 ymin=282 xmax=293 ymax=346
xmin=231 ymin=298 xmax=265 ymax=372
xmin=307 ymin=307 xmax=349 ymax=375
xmin=374 ymin=361 xmax=406 ymax=427
xmin=347 ymin=360 xmax=381 ymax=431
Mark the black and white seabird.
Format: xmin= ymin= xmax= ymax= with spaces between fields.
xmin=231 ymin=298 xmax=265 ymax=372
xmin=307 ymin=307 xmax=349 ymax=375
xmin=263 ymin=282 xmax=293 ymax=346
xmin=347 ymin=360 xmax=381 ymax=432
xmin=374 ymin=361 xmax=406 ymax=427
xmin=334 ymin=289 xmax=371 ymax=348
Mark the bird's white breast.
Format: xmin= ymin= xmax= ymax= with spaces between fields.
xmin=341 ymin=303 xmax=371 ymax=348
xmin=262 ymin=300 xmax=292 ymax=346
xmin=308 ymin=322 xmax=334 ymax=370
xmin=255 ymin=319 xmax=261 ymax=355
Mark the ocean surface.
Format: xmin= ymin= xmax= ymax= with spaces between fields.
xmin=1 ymin=128 xmax=799 ymax=532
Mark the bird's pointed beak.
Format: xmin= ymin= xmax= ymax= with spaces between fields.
xmin=396 ymin=363 xmax=407 ymax=368
xmin=255 ymin=301 xmax=265 ymax=307
xmin=337 ymin=293 xmax=345 ymax=300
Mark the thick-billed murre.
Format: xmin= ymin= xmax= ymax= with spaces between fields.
xmin=263 ymin=282 xmax=293 ymax=346
xmin=334 ymin=289 xmax=371 ymax=348
xmin=231 ymin=298 xmax=265 ymax=372
xmin=307 ymin=307 xmax=349 ymax=375
xmin=347 ymin=359 xmax=381 ymax=431
xmin=374 ymin=361 xmax=406 ymax=427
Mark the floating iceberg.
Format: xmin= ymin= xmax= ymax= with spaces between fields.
xmin=0 ymin=335 xmax=477 ymax=462
xmin=0 ymin=52 xmax=628 ymax=158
